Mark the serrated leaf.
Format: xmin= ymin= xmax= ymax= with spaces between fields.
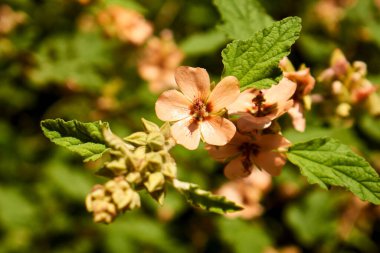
xmin=41 ymin=119 xmax=109 ymax=162
xmin=172 ymin=179 xmax=242 ymax=214
xmin=222 ymin=17 xmax=302 ymax=90
xmin=213 ymin=0 xmax=273 ymax=40
xmin=287 ymin=137 xmax=380 ymax=204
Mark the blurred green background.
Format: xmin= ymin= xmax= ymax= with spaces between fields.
xmin=1 ymin=0 xmax=380 ymax=252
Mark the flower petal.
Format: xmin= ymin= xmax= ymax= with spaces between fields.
xmin=253 ymin=133 xmax=291 ymax=151
xmin=171 ymin=117 xmax=200 ymax=150
xmin=227 ymin=89 xmax=255 ymax=114
xmin=236 ymin=113 xmax=272 ymax=132
xmin=175 ymin=66 xmax=210 ymax=101
xmin=253 ymin=151 xmax=287 ymax=176
xmin=155 ymin=90 xmax=192 ymax=121
xmin=208 ymin=76 xmax=240 ymax=112
xmin=205 ymin=144 xmax=240 ymax=162
xmin=224 ymin=157 xmax=253 ymax=180
xmin=288 ymin=103 xmax=306 ymax=132
xmin=264 ymin=78 xmax=296 ymax=105
xmin=200 ymin=116 xmax=236 ymax=146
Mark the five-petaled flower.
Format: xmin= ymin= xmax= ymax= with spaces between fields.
xmin=206 ymin=132 xmax=290 ymax=179
xmin=155 ymin=66 xmax=240 ymax=150
xmin=227 ymin=78 xmax=297 ymax=132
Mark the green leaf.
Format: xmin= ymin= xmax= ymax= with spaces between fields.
xmin=359 ymin=114 xmax=380 ymax=144
xmin=213 ymin=0 xmax=273 ymax=40
xmin=171 ymin=179 xmax=242 ymax=214
xmin=287 ymin=137 xmax=380 ymax=204
xmin=285 ymin=190 xmax=343 ymax=246
xmin=180 ymin=29 xmax=227 ymax=56
xmin=217 ymin=218 xmax=272 ymax=253
xmin=40 ymin=119 xmax=109 ymax=162
xmin=222 ymin=16 xmax=302 ymax=90
xmin=30 ymin=33 xmax=113 ymax=90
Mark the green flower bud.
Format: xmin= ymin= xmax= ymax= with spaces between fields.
xmin=124 ymin=132 xmax=148 ymax=146
xmin=125 ymin=172 xmax=142 ymax=184
xmin=141 ymin=118 xmax=160 ymax=133
xmin=146 ymin=152 xmax=163 ymax=165
xmin=144 ymin=172 xmax=165 ymax=192
xmin=160 ymin=122 xmax=171 ymax=139
xmin=162 ymin=162 xmax=177 ymax=179
xmin=147 ymin=132 xmax=165 ymax=150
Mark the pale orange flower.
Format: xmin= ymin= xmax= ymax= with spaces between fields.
xmin=206 ymin=131 xmax=290 ymax=179
xmin=138 ymin=30 xmax=184 ymax=93
xmin=0 ymin=5 xmax=26 ymax=35
xmin=280 ymin=57 xmax=316 ymax=132
xmin=228 ymin=78 xmax=296 ymax=132
xmin=216 ymin=169 xmax=272 ymax=219
xmin=155 ymin=66 xmax=240 ymax=150
xmin=97 ymin=6 xmax=153 ymax=45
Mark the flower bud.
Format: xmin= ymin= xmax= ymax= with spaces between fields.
xmin=144 ymin=172 xmax=165 ymax=192
xmin=142 ymin=118 xmax=160 ymax=133
xmin=147 ymin=132 xmax=165 ymax=150
xmin=124 ymin=132 xmax=147 ymax=146
xmin=162 ymin=162 xmax=177 ymax=178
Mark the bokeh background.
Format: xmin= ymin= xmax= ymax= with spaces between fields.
xmin=1 ymin=0 xmax=380 ymax=252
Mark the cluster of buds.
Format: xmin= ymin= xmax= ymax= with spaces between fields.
xmin=319 ymin=49 xmax=379 ymax=118
xmin=86 ymin=176 xmax=140 ymax=223
xmin=86 ymin=119 xmax=177 ymax=223
xmin=97 ymin=5 xmax=153 ymax=45
xmin=138 ymin=30 xmax=184 ymax=93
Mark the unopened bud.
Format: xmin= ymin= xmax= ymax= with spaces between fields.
xmin=124 ymin=132 xmax=147 ymax=146
xmin=146 ymin=152 xmax=163 ymax=165
xmin=147 ymin=132 xmax=165 ymax=150
xmin=142 ymin=118 xmax=160 ymax=133
xmin=144 ymin=172 xmax=165 ymax=192
xmin=125 ymin=172 xmax=142 ymax=184
xmin=162 ymin=162 xmax=177 ymax=178
xmin=336 ymin=103 xmax=351 ymax=117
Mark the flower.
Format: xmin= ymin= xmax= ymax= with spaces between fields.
xmin=228 ymin=78 xmax=296 ymax=132
xmin=206 ymin=131 xmax=290 ymax=179
xmin=138 ymin=30 xmax=184 ymax=93
xmin=155 ymin=66 xmax=240 ymax=150
xmin=0 ymin=5 xmax=26 ymax=35
xmin=97 ymin=6 xmax=153 ymax=45
xmin=216 ymin=169 xmax=272 ymax=219
xmin=280 ymin=57 xmax=316 ymax=132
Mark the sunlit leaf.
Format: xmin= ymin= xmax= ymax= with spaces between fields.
xmin=287 ymin=137 xmax=380 ymax=204
xmin=41 ymin=118 xmax=109 ymax=162
xmin=172 ymin=179 xmax=242 ymax=214
xmin=222 ymin=17 xmax=302 ymax=90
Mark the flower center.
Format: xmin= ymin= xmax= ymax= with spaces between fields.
xmin=238 ymin=142 xmax=260 ymax=175
xmin=250 ymin=91 xmax=277 ymax=117
xmin=189 ymin=98 xmax=212 ymax=121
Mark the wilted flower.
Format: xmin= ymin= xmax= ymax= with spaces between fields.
xmin=155 ymin=66 xmax=240 ymax=150
xmin=216 ymin=169 xmax=272 ymax=219
xmin=228 ymin=78 xmax=296 ymax=132
xmin=138 ymin=30 xmax=184 ymax=93
xmin=206 ymin=131 xmax=290 ymax=179
xmin=280 ymin=57 xmax=316 ymax=132
xmin=97 ymin=5 xmax=153 ymax=45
